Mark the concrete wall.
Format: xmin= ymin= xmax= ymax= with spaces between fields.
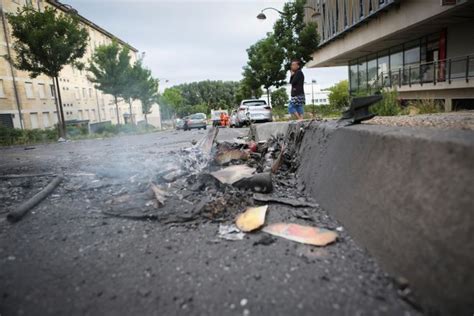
xmin=296 ymin=122 xmax=474 ymax=315
xmin=447 ymin=20 xmax=474 ymax=59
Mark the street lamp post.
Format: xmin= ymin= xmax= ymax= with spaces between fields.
xmin=311 ymin=79 xmax=317 ymax=117
xmin=257 ymin=6 xmax=320 ymax=20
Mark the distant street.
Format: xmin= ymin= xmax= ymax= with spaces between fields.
xmin=0 ymin=128 xmax=418 ymax=316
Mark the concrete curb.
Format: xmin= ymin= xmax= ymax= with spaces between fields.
xmin=252 ymin=121 xmax=474 ymax=315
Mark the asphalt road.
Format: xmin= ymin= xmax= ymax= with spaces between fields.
xmin=0 ymin=127 xmax=419 ymax=316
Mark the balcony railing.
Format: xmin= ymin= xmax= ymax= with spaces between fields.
xmin=371 ymin=54 xmax=474 ymax=90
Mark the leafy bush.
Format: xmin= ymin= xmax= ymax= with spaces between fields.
xmin=67 ymin=125 xmax=88 ymax=137
xmin=0 ymin=125 xmax=58 ymax=146
xmin=371 ymin=89 xmax=402 ymax=116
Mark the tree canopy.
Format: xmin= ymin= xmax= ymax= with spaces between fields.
xmin=328 ymin=80 xmax=350 ymax=110
xmin=7 ymin=6 xmax=89 ymax=78
xmin=160 ymin=80 xmax=240 ymax=118
xmin=88 ymin=42 xmax=131 ymax=124
xmin=270 ymin=87 xmax=289 ymax=109
xmin=273 ymin=0 xmax=320 ymax=69
xmin=244 ymin=35 xmax=286 ymax=95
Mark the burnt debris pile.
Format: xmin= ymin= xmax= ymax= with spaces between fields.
xmin=103 ymin=125 xmax=310 ymax=225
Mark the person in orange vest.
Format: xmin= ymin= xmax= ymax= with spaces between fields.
xmin=220 ymin=112 xmax=229 ymax=127
xmin=220 ymin=112 xmax=225 ymax=127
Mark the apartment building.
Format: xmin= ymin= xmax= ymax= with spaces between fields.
xmin=0 ymin=0 xmax=160 ymax=129
xmin=304 ymin=0 xmax=474 ymax=110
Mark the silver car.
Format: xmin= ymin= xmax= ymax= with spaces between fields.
xmin=183 ymin=113 xmax=207 ymax=130
xmin=236 ymin=99 xmax=272 ymax=126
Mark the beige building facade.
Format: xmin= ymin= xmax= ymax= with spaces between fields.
xmin=304 ymin=0 xmax=474 ymax=110
xmin=0 ymin=0 xmax=161 ymax=130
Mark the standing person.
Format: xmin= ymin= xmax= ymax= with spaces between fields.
xmin=288 ymin=59 xmax=305 ymax=120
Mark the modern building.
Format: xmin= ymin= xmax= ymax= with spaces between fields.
xmin=262 ymin=82 xmax=330 ymax=107
xmin=304 ymin=0 xmax=474 ymax=111
xmin=0 ymin=0 xmax=161 ymax=130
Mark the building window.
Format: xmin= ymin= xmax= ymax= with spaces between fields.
xmin=82 ymin=88 xmax=87 ymax=98
xmin=89 ymin=88 xmax=93 ymax=98
xmin=377 ymin=53 xmax=389 ymax=87
xmin=75 ymin=87 xmax=80 ymax=100
xmin=25 ymin=82 xmax=35 ymax=99
xmin=404 ymin=41 xmax=421 ymax=84
xmin=0 ymin=79 xmax=5 ymax=98
xmin=78 ymin=110 xmax=83 ymax=120
xmin=390 ymin=47 xmax=403 ymax=86
xmin=42 ymin=112 xmax=50 ymax=128
xmin=30 ymin=112 xmax=39 ymax=129
xmin=50 ymin=84 xmax=56 ymax=98
xmin=349 ymin=63 xmax=358 ymax=93
xmin=359 ymin=0 xmax=364 ymax=18
xmin=358 ymin=59 xmax=367 ymax=91
xmin=367 ymin=56 xmax=378 ymax=90
xmin=38 ymin=83 xmax=46 ymax=99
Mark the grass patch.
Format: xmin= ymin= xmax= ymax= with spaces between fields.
xmin=402 ymin=99 xmax=444 ymax=115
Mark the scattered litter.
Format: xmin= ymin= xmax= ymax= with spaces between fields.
xmin=218 ymin=224 xmax=245 ymax=241
xmin=195 ymin=127 xmax=219 ymax=156
xmin=24 ymin=146 xmax=35 ymax=150
xmin=57 ymin=137 xmax=67 ymax=143
xmin=234 ymin=173 xmax=273 ymax=193
xmin=262 ymin=223 xmax=338 ymax=246
xmin=150 ymin=183 xmax=168 ymax=207
xmin=271 ymin=144 xmax=285 ymax=174
xmin=210 ymin=165 xmax=255 ymax=185
xmin=253 ymin=234 xmax=276 ymax=246
xmin=336 ymin=226 xmax=344 ymax=232
xmin=235 ymin=205 xmax=268 ymax=232
xmin=253 ymin=193 xmax=318 ymax=208
xmin=215 ymin=149 xmax=249 ymax=165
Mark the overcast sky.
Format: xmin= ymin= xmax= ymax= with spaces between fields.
xmin=68 ymin=0 xmax=347 ymax=90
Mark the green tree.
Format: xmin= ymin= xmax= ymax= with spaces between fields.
xmin=328 ymin=80 xmax=350 ymax=110
xmin=134 ymin=65 xmax=159 ymax=125
xmin=244 ymin=34 xmax=286 ymax=105
xmin=161 ymin=87 xmax=184 ymax=116
xmin=273 ymin=0 xmax=320 ymax=69
xmin=7 ymin=6 xmax=89 ymax=137
xmin=175 ymin=80 xmax=240 ymax=111
xmin=271 ymin=87 xmax=289 ymax=108
xmin=237 ymin=68 xmax=264 ymax=103
xmin=88 ymin=42 xmax=131 ymax=124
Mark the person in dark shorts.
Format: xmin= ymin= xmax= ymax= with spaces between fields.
xmin=288 ymin=59 xmax=305 ymax=120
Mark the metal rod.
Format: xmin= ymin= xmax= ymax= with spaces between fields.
xmin=466 ymin=56 xmax=470 ymax=83
xmin=408 ymin=66 xmax=411 ymax=87
xmin=448 ymin=59 xmax=452 ymax=84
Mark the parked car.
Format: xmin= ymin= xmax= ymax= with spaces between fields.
xmin=236 ymin=99 xmax=272 ymax=127
xmin=183 ymin=113 xmax=207 ymax=130
xmin=175 ymin=118 xmax=186 ymax=130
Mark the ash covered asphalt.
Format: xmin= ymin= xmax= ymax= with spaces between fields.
xmin=0 ymin=127 xmax=420 ymax=316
